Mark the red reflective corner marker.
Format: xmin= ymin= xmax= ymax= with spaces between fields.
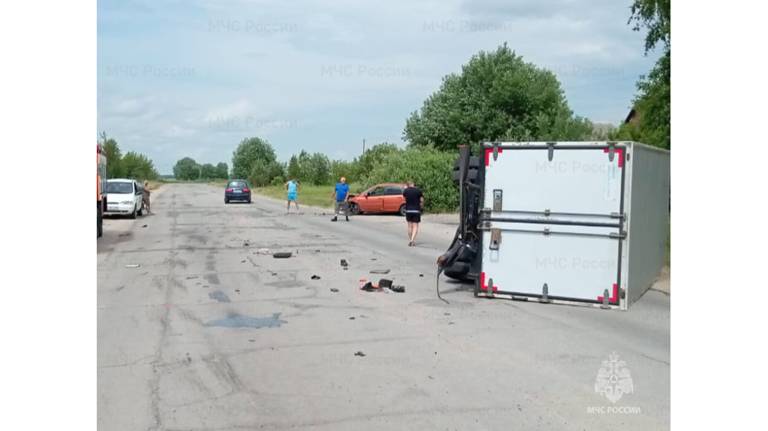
xmin=484 ymin=148 xmax=503 ymax=166
xmin=603 ymin=147 xmax=625 ymax=168
xmin=597 ymin=283 xmax=619 ymax=303
xmin=479 ymin=271 xmax=498 ymax=292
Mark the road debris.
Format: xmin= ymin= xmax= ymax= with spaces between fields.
xmin=354 ymin=351 xmax=366 ymax=357
xmin=330 ymin=288 xmax=339 ymax=293
xmin=348 ymin=316 xmax=355 ymax=320
xmin=378 ymin=279 xmax=393 ymax=289
xmin=389 ymin=285 xmax=405 ymax=293
xmin=125 ymin=264 xmax=140 ymax=268
xmin=142 ymin=224 xmax=148 ymax=228
xmin=311 ymin=275 xmax=321 ymax=280
xmin=370 ymin=269 xmax=390 ymax=274
xmin=340 ymin=259 xmax=349 ymax=269
xmin=273 ymin=252 xmax=293 ymax=258
xmin=208 ymin=291 xmax=231 ymax=303
xmin=243 ymin=240 xmax=250 ymax=247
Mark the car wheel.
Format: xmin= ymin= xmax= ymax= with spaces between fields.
xmin=399 ymin=204 xmax=406 ymax=217
xmin=349 ymin=202 xmax=361 ymax=215
xmin=137 ymin=204 xmax=143 ymax=216
xmin=225 ymin=198 xmax=229 ymax=204
xmin=129 ymin=205 xmax=137 ymax=219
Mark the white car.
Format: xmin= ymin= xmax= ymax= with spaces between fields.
xmin=105 ymin=179 xmax=145 ymax=218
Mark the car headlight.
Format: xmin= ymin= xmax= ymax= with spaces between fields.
xmin=120 ymin=201 xmax=132 ymax=205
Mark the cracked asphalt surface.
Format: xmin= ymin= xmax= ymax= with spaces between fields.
xmin=98 ymin=183 xmax=670 ymax=430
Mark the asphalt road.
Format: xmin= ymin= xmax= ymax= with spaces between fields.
xmin=98 ymin=183 xmax=670 ymax=431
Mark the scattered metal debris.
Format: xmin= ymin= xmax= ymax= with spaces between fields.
xmin=273 ymin=252 xmax=293 ymax=258
xmin=125 ymin=264 xmax=140 ymax=268
xmin=370 ymin=269 xmax=390 ymax=274
xmin=354 ymin=351 xmax=366 ymax=357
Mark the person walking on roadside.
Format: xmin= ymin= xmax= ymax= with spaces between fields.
xmin=285 ymin=178 xmax=300 ymax=213
xmin=331 ymin=176 xmax=350 ymax=222
xmin=403 ymin=180 xmax=424 ymax=246
xmin=142 ymin=181 xmax=152 ymax=214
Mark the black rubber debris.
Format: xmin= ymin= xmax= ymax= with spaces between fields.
xmin=311 ymin=275 xmax=321 ymax=280
xmin=273 ymin=252 xmax=293 ymax=259
xmin=348 ymin=316 xmax=355 ymax=320
xmin=370 ymin=269 xmax=390 ymax=274
xmin=389 ymin=285 xmax=405 ymax=293
xmin=354 ymin=351 xmax=366 ymax=357
xmin=378 ymin=279 xmax=393 ymax=289
xmin=142 ymin=224 xmax=148 ymax=228
xmin=340 ymin=259 xmax=348 ymax=268
xmin=330 ymin=288 xmax=339 ymax=293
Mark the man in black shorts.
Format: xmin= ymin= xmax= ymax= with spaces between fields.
xmin=402 ymin=181 xmax=424 ymax=246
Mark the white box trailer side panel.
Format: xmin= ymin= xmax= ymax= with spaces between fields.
xmin=483 ymin=142 xmax=626 ymax=218
xmin=480 ymin=223 xmax=623 ymax=304
xmin=625 ymin=143 xmax=670 ymax=304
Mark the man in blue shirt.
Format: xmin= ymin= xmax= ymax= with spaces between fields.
xmin=285 ymin=178 xmax=300 ymax=213
xmin=331 ymin=176 xmax=350 ymax=222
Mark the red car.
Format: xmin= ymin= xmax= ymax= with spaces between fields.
xmin=348 ymin=183 xmax=408 ymax=216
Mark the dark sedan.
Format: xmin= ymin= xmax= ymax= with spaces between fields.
xmin=224 ymin=180 xmax=252 ymax=203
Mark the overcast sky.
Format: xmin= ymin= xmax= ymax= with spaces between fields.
xmin=97 ymin=0 xmax=660 ymax=174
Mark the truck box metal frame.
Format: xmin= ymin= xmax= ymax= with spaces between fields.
xmin=475 ymin=141 xmax=669 ymax=310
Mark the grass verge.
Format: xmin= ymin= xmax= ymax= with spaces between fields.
xmin=254 ymin=183 xmax=363 ymax=209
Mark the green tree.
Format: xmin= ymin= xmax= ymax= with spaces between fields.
xmin=614 ymin=0 xmax=670 ymax=149
xmin=200 ymin=163 xmax=217 ymax=179
xmin=307 ymin=153 xmax=331 ymax=185
xmin=232 ymin=137 xmax=277 ymax=179
xmin=404 ymin=44 xmax=591 ymax=150
xmin=352 ymin=143 xmax=400 ymax=183
xmin=287 ymin=155 xmax=301 ymax=180
xmin=248 ymin=159 xmax=284 ymax=187
xmin=215 ymin=162 xmax=229 ymax=179
xmin=122 ymin=151 xmax=159 ymax=181
xmin=173 ymin=157 xmax=200 ymax=180
xmin=100 ymin=132 xmax=123 ymax=178
xmin=330 ymin=160 xmax=354 ymax=183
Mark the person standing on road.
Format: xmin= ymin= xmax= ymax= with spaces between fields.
xmin=403 ymin=180 xmax=424 ymax=246
xmin=142 ymin=181 xmax=151 ymax=214
xmin=331 ymin=177 xmax=350 ymax=222
xmin=285 ymin=178 xmax=300 ymax=213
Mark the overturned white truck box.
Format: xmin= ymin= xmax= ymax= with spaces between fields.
xmin=440 ymin=142 xmax=669 ymax=310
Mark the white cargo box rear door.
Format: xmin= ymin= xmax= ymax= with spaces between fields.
xmin=479 ymin=142 xmax=628 ymax=306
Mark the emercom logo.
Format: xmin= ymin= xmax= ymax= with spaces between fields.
xmin=595 ymin=352 xmax=634 ymax=403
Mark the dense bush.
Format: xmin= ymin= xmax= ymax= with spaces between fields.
xmin=249 ymin=159 xmax=285 ymax=187
xmin=362 ymin=146 xmax=458 ymax=212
